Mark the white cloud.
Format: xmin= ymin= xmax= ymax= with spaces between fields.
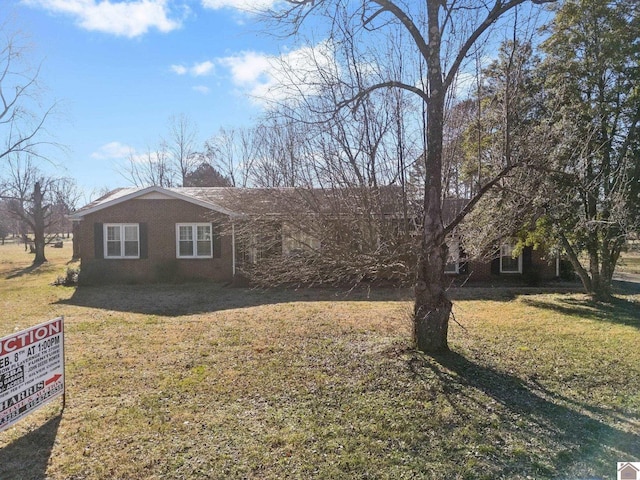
xmin=192 ymin=85 xmax=211 ymax=94
xmin=170 ymin=64 xmax=188 ymax=75
xmin=91 ymin=141 xmax=133 ymax=159
xmin=170 ymin=60 xmax=215 ymax=77
xmin=200 ymin=0 xmax=277 ymax=12
xmin=21 ymin=0 xmax=182 ymax=38
xmin=219 ymin=51 xmax=271 ymax=85
xmin=218 ymin=41 xmax=337 ymax=106
xmin=192 ymin=61 xmax=215 ymax=76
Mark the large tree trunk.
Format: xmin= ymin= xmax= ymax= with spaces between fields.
xmin=33 ymin=238 xmax=46 ymax=265
xmin=414 ymin=218 xmax=452 ymax=352
xmin=414 ymin=157 xmax=451 ymax=352
xmin=32 ymin=181 xmax=48 ymax=266
xmin=559 ymin=232 xmax=615 ymax=301
xmin=413 ymin=4 xmax=451 ymax=353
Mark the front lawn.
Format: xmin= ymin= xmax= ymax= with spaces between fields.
xmin=0 ymin=243 xmax=638 ymax=479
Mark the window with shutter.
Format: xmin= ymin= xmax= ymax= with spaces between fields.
xmin=103 ymin=224 xmax=140 ymax=259
xmin=176 ymin=223 xmax=213 ymax=259
xmin=500 ymin=244 xmax=522 ymax=273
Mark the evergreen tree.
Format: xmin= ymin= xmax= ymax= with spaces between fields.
xmin=538 ymin=0 xmax=640 ymax=299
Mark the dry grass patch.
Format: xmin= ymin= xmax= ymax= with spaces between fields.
xmin=0 ymin=243 xmax=639 ymax=479
xmin=618 ymin=252 xmax=640 ymax=275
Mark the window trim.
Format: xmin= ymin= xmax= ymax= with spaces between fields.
xmin=104 ymin=223 xmax=140 ymax=259
xmin=500 ymin=243 xmax=523 ymax=274
xmin=176 ymin=223 xmax=213 ymax=259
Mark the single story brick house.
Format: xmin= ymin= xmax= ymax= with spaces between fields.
xmin=69 ymin=186 xmax=560 ymax=285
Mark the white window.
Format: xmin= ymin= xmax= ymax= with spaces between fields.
xmin=176 ymin=223 xmax=213 ymax=258
xmin=500 ymin=244 xmax=522 ymax=273
xmin=104 ymin=224 xmax=139 ymax=259
xmin=444 ymin=241 xmax=459 ymax=274
xmin=283 ymin=225 xmax=320 ymax=255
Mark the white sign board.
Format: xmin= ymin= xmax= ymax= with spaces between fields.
xmin=0 ymin=317 xmax=65 ymax=432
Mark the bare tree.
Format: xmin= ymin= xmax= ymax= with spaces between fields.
xmin=204 ymin=126 xmax=260 ymax=188
xmin=265 ymin=0 xmax=554 ymax=353
xmin=122 ymin=144 xmax=174 ymax=187
xmin=49 ymin=176 xmax=82 ymax=237
xmin=121 ymin=114 xmax=200 ymax=187
xmin=225 ymin=186 xmax=416 ymax=288
xmin=1 ymin=155 xmax=80 ymax=264
xmin=166 ymin=113 xmax=199 ymax=186
xmin=0 ymin=26 xmax=57 ymax=163
xmin=225 ymin=40 xmax=423 ymax=288
xmin=250 ymin=117 xmax=312 ymax=188
xmin=0 ymin=200 xmax=10 ymax=244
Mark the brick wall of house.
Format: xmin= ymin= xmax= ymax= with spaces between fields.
xmin=448 ymin=247 xmax=558 ymax=285
xmin=74 ymin=194 xmax=561 ymax=286
xmin=77 ymin=198 xmax=234 ymax=284
xmin=531 ymin=247 xmax=558 ymax=279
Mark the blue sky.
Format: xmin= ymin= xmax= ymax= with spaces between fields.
xmin=6 ymin=0 xmax=293 ymax=195
xmin=4 ymin=1 xmax=552 ymax=199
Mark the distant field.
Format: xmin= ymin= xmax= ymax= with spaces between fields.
xmin=0 ymin=243 xmax=639 ymax=479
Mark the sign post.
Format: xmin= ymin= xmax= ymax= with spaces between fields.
xmin=0 ymin=317 xmax=65 ymax=432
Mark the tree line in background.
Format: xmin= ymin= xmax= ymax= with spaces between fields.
xmin=0 ymin=0 xmax=638 ymax=353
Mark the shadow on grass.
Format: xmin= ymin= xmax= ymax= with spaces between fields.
xmin=55 ymin=283 xmax=415 ymax=316
xmin=5 ymin=262 xmax=49 ymax=280
xmin=613 ymin=278 xmax=640 ymax=295
xmin=412 ymin=350 xmax=640 ymax=477
xmin=521 ymin=294 xmax=640 ymax=328
xmin=56 ymin=281 xmax=590 ymax=317
xmin=0 ymin=413 xmax=61 ymax=480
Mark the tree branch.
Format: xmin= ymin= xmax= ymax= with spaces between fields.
xmin=444 ymin=162 xmax=520 ymax=235
xmin=338 ymin=80 xmax=430 ymax=112
xmin=369 ymin=0 xmax=430 ymax=62
xmin=444 ymin=0 xmax=556 ymax=91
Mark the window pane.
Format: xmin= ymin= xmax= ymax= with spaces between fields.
xmin=124 ymin=241 xmax=138 ymax=256
xmin=197 ymin=240 xmax=211 ymax=256
xmin=180 ymin=226 xmax=193 ymax=241
xmin=197 ymin=225 xmax=211 ymax=241
xmin=107 ymin=226 xmax=120 ymax=241
xmin=501 ymin=256 xmax=520 ymax=272
xmin=500 ymin=244 xmax=520 ymax=272
xmin=124 ymin=225 xmax=138 ymax=241
xmin=179 ymin=240 xmax=193 ymax=256
xmin=107 ymin=241 xmax=121 ymax=257
xmin=196 ymin=225 xmax=212 ymax=256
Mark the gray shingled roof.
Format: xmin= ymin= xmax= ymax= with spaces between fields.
xmin=70 ymin=185 xmax=468 ymax=222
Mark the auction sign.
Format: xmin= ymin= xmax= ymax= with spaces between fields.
xmin=0 ymin=317 xmax=65 ymax=432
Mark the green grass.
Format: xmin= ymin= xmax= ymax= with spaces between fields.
xmin=0 ymin=243 xmax=639 ymax=479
